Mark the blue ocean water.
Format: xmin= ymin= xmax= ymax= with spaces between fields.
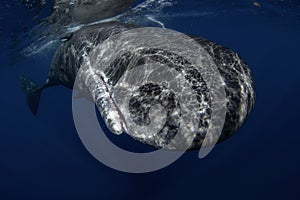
xmin=0 ymin=0 xmax=300 ymax=199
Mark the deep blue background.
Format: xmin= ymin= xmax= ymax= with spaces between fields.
xmin=0 ymin=0 xmax=300 ymax=199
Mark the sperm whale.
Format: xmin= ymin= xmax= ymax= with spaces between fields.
xmin=47 ymin=0 xmax=136 ymax=25
xmin=20 ymin=21 xmax=255 ymax=150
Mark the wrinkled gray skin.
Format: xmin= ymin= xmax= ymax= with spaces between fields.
xmin=21 ymin=21 xmax=255 ymax=150
xmin=20 ymin=0 xmax=255 ymax=151
xmin=50 ymin=0 xmax=136 ymax=24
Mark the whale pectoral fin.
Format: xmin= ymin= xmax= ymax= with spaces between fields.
xmin=20 ymin=75 xmax=43 ymax=116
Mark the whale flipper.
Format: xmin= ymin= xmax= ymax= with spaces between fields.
xmin=20 ymin=75 xmax=43 ymax=115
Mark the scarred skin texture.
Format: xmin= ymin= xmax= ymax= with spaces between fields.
xmin=44 ymin=22 xmax=255 ymax=150
xmin=20 ymin=1 xmax=255 ymax=150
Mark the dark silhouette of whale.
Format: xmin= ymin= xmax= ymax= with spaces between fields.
xmin=47 ymin=0 xmax=136 ymax=25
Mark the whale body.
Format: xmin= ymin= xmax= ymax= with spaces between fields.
xmin=21 ymin=21 xmax=255 ymax=150
xmin=48 ymin=0 xmax=136 ymax=25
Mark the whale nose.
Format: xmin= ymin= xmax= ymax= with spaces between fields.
xmin=71 ymin=0 xmax=136 ymax=23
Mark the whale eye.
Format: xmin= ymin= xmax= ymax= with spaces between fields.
xmin=60 ymin=34 xmax=73 ymax=42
